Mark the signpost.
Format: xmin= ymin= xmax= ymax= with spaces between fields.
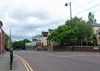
xmin=10 ymin=48 xmax=13 ymax=70
xmin=9 ymin=29 xmax=13 ymax=70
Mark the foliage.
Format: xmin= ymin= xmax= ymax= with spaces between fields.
xmin=13 ymin=39 xmax=31 ymax=50
xmin=88 ymin=12 xmax=96 ymax=24
xmin=4 ymin=33 xmax=10 ymax=50
xmin=48 ymin=17 xmax=93 ymax=46
xmin=1 ymin=30 xmax=10 ymax=50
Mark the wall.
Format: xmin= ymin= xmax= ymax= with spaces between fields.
xmin=93 ymin=27 xmax=100 ymax=45
xmin=0 ymin=32 xmax=4 ymax=53
xmin=41 ymin=37 xmax=47 ymax=46
xmin=54 ymin=46 xmax=100 ymax=52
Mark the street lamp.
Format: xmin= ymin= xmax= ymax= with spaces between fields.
xmin=65 ymin=2 xmax=72 ymax=20
xmin=65 ymin=2 xmax=73 ymax=51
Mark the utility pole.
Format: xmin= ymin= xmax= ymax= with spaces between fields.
xmin=69 ymin=2 xmax=72 ymax=20
xmin=65 ymin=2 xmax=72 ymax=20
xmin=65 ymin=2 xmax=74 ymax=51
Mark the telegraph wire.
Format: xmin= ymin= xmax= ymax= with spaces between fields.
xmin=65 ymin=2 xmax=100 ymax=20
xmin=73 ymin=3 xmax=100 ymax=16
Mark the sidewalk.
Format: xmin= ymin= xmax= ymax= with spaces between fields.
xmin=0 ymin=52 xmax=26 ymax=71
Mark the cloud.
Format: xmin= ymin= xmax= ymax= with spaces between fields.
xmin=0 ymin=0 xmax=100 ymax=41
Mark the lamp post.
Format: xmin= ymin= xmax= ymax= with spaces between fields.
xmin=65 ymin=2 xmax=74 ymax=51
xmin=65 ymin=2 xmax=72 ymax=20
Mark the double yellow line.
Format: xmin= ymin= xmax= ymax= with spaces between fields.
xmin=15 ymin=54 xmax=34 ymax=71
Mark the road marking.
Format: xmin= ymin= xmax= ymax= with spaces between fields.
xmin=15 ymin=54 xmax=34 ymax=71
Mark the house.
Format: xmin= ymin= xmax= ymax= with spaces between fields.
xmin=0 ymin=21 xmax=5 ymax=53
xmin=25 ymin=35 xmax=42 ymax=50
xmin=32 ymin=35 xmax=42 ymax=50
xmin=93 ymin=23 xmax=100 ymax=45
xmin=32 ymin=35 xmax=42 ymax=41
xmin=40 ymin=31 xmax=48 ymax=50
xmin=25 ymin=42 xmax=33 ymax=50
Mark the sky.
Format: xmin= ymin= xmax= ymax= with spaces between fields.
xmin=0 ymin=0 xmax=100 ymax=41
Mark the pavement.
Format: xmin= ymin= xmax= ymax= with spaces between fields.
xmin=0 ymin=52 xmax=26 ymax=71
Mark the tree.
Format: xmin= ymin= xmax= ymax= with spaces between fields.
xmin=66 ymin=17 xmax=93 ymax=46
xmin=1 ymin=30 xmax=11 ymax=51
xmin=48 ymin=24 xmax=72 ymax=45
xmin=4 ymin=33 xmax=10 ymax=50
xmin=48 ymin=17 xmax=93 ymax=46
xmin=13 ymin=39 xmax=31 ymax=50
xmin=88 ymin=12 xmax=96 ymax=24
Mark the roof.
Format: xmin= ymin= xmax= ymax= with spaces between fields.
xmin=32 ymin=35 xmax=42 ymax=39
xmin=42 ymin=31 xmax=48 ymax=37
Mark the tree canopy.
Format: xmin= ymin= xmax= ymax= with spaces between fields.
xmin=13 ymin=39 xmax=31 ymax=50
xmin=48 ymin=17 xmax=94 ymax=46
xmin=4 ymin=33 xmax=11 ymax=50
xmin=88 ymin=12 xmax=96 ymax=24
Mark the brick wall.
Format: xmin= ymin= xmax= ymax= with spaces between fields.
xmin=0 ymin=21 xmax=5 ymax=54
xmin=73 ymin=46 xmax=100 ymax=52
xmin=54 ymin=46 xmax=100 ymax=52
xmin=0 ymin=31 xmax=4 ymax=53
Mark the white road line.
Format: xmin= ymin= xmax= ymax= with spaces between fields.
xmin=15 ymin=54 xmax=34 ymax=71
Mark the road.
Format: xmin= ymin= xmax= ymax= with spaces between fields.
xmin=15 ymin=51 xmax=100 ymax=71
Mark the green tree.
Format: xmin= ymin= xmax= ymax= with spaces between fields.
xmin=4 ymin=33 xmax=10 ymax=50
xmin=48 ymin=17 xmax=93 ymax=46
xmin=48 ymin=24 xmax=72 ymax=45
xmin=65 ymin=17 xmax=93 ymax=46
xmin=13 ymin=39 xmax=31 ymax=50
xmin=1 ymin=30 xmax=11 ymax=51
xmin=88 ymin=12 xmax=96 ymax=24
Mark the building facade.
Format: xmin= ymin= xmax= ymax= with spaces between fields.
xmin=93 ymin=23 xmax=100 ymax=45
xmin=40 ymin=32 xmax=48 ymax=50
xmin=25 ymin=42 xmax=34 ymax=50
xmin=0 ymin=21 xmax=5 ymax=53
xmin=41 ymin=32 xmax=48 ymax=46
xmin=25 ymin=35 xmax=42 ymax=50
xmin=32 ymin=35 xmax=42 ymax=50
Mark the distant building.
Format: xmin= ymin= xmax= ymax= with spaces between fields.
xmin=39 ymin=31 xmax=48 ymax=50
xmin=31 ymin=32 xmax=49 ymax=50
xmin=32 ymin=35 xmax=42 ymax=50
xmin=93 ymin=23 xmax=100 ymax=45
xmin=41 ymin=32 xmax=48 ymax=46
xmin=32 ymin=35 xmax=42 ymax=41
xmin=0 ymin=21 xmax=5 ymax=53
xmin=25 ymin=42 xmax=34 ymax=50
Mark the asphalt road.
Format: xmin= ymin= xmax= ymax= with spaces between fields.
xmin=15 ymin=51 xmax=100 ymax=71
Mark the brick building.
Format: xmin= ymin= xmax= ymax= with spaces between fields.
xmin=0 ymin=21 xmax=5 ymax=53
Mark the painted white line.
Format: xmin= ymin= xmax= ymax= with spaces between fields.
xmin=15 ymin=54 xmax=34 ymax=71
xmin=15 ymin=54 xmax=29 ymax=71
xmin=22 ymin=56 xmax=34 ymax=71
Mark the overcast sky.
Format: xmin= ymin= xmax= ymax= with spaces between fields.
xmin=0 ymin=0 xmax=100 ymax=41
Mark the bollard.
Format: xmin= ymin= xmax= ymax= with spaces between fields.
xmin=10 ymin=48 xmax=13 ymax=70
